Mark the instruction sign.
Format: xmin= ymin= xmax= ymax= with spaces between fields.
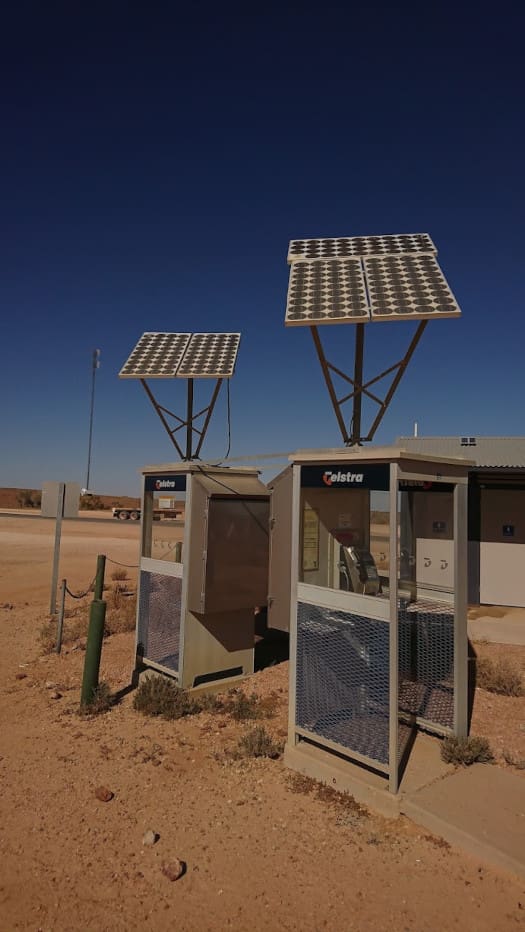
xmin=303 ymin=506 xmax=319 ymax=571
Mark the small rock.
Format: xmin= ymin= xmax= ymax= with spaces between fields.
xmin=15 ymin=673 xmax=27 ymax=680
xmin=161 ymin=860 xmax=185 ymax=882
xmin=142 ymin=830 xmax=159 ymax=846
xmin=95 ymin=786 xmax=114 ymax=802
xmin=50 ymin=690 xmax=62 ymax=700
xmin=45 ymin=681 xmax=57 ymax=690
xmin=1 ymin=603 xmax=14 ymax=610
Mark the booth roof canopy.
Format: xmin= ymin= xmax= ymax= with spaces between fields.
xmin=395 ymin=437 xmax=525 ymax=469
xmin=289 ymin=445 xmax=474 ymax=469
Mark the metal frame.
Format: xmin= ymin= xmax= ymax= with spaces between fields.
xmin=310 ymin=322 xmax=428 ymax=445
xmin=285 ymin=449 xmax=471 ymax=794
xmin=140 ymin=378 xmax=224 ymax=460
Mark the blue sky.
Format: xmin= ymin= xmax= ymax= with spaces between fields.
xmin=1 ymin=3 xmax=524 ymax=495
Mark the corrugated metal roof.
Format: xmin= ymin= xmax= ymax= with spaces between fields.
xmin=394 ymin=437 xmax=525 ymax=469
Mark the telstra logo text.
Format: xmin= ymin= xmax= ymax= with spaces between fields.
xmin=322 ymin=471 xmax=364 ymax=486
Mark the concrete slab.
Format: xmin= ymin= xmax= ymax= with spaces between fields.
xmin=402 ymin=764 xmax=525 ymax=880
xmin=284 ymin=732 xmax=454 ymax=819
xmin=286 ymin=737 xmax=525 ymax=880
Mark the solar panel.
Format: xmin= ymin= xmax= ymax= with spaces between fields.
xmin=177 ymin=333 xmax=241 ymax=378
xmin=285 ymin=259 xmax=369 ymax=326
xmin=287 ymin=233 xmax=436 ymax=263
xmin=365 ymin=255 xmax=461 ymax=321
xmin=119 ymin=333 xmax=191 ymax=379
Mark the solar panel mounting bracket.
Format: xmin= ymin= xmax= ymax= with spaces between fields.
xmin=310 ymin=321 xmax=428 ymax=445
xmin=140 ymin=378 xmax=224 ymax=460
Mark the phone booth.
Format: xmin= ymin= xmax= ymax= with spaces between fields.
xmin=269 ymin=447 xmax=471 ymax=793
xmin=136 ymin=463 xmax=270 ymax=689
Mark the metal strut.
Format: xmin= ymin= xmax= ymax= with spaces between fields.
xmin=140 ymin=378 xmax=225 ymax=460
xmin=309 ymin=321 xmax=428 ymax=445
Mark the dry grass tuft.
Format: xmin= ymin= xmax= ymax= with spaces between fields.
xmin=441 ymin=735 xmax=494 ymax=766
xmin=110 ymin=568 xmax=128 ymax=582
xmin=79 ymin=681 xmax=113 ymax=716
xmin=236 ymin=726 xmax=283 ymax=759
xmin=104 ymin=590 xmax=136 ymax=636
xmin=476 ymin=655 xmax=523 ymax=697
xmin=502 ymin=749 xmax=525 ymax=770
xmin=133 ymin=675 xmax=202 ymax=719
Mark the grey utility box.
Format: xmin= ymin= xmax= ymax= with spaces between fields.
xmin=269 ymin=446 xmax=472 ymax=793
xmin=135 ymin=463 xmax=270 ymax=690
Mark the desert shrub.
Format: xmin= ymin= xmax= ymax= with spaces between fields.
xmin=222 ymin=688 xmax=279 ymax=721
xmin=476 ymin=655 xmax=523 ymax=697
xmin=197 ymin=692 xmax=223 ymax=712
xmin=105 ymin=590 xmax=136 ymax=635
xmin=16 ymin=489 xmax=38 ymax=508
xmin=237 ymin=726 xmax=283 ymax=759
xmin=111 ymin=568 xmax=128 ymax=581
xmin=441 ymin=735 xmax=494 ymax=766
xmin=39 ymin=620 xmax=58 ymax=653
xmin=223 ymin=690 xmax=265 ymax=721
xmin=133 ymin=675 xmax=202 ymax=719
xmin=502 ymin=749 xmax=525 ymax=770
xmin=79 ymin=681 xmax=113 ymax=716
xmin=79 ymin=494 xmax=107 ymax=511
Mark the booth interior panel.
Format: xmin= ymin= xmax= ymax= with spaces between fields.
xmin=296 ymin=602 xmax=390 ymax=766
xmin=398 ymin=602 xmax=455 ymax=730
xmin=137 ymin=571 xmax=182 ymax=673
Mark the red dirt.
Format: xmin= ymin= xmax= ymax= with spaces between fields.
xmin=0 ymin=513 xmax=524 ymax=931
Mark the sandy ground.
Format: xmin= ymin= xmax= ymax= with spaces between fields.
xmin=0 ymin=513 xmax=524 ymax=931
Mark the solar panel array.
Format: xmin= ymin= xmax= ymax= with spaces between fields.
xmin=287 ymin=232 xmax=436 ymax=262
xmin=119 ymin=332 xmax=241 ymax=379
xmin=285 ymin=232 xmax=461 ymax=326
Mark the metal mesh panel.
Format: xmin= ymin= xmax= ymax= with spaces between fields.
xmin=137 ymin=571 xmax=182 ymax=673
xmin=296 ymin=602 xmax=390 ymax=766
xmin=398 ymin=599 xmax=454 ymax=730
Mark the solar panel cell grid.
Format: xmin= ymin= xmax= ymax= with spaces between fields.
xmin=286 ymin=259 xmax=369 ymax=325
xmin=119 ymin=333 xmax=191 ymax=378
xmin=365 ymin=256 xmax=461 ymax=320
xmin=177 ymin=333 xmax=240 ymax=377
xmin=287 ymin=232 xmax=436 ymax=262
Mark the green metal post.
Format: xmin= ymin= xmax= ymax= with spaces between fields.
xmin=94 ymin=554 xmax=106 ymax=600
xmin=80 ymin=599 xmax=106 ymax=707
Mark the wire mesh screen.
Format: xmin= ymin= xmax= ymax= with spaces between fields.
xmin=137 ymin=571 xmax=182 ymax=674
xmin=398 ymin=599 xmax=454 ymax=730
xmin=296 ymin=602 xmax=390 ymax=766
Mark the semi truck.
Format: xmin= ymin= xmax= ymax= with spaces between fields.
xmin=112 ymin=497 xmax=182 ymax=521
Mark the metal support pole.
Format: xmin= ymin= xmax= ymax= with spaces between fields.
xmin=80 ymin=599 xmax=107 ymax=707
xmin=365 ymin=321 xmax=427 ymax=441
xmin=140 ymin=380 xmax=185 ymax=459
xmin=454 ymin=481 xmax=469 ymax=737
xmin=94 ymin=554 xmax=106 ymax=600
xmin=86 ymin=349 xmax=100 ymax=491
xmin=350 ymin=324 xmax=365 ymax=445
xmin=310 ymin=327 xmax=350 ymax=443
xmin=49 ymin=483 xmax=66 ymax=615
xmin=185 ymin=378 xmax=194 ymax=460
xmin=388 ymin=463 xmax=400 ymax=793
xmin=55 ymin=579 xmax=66 ymax=654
